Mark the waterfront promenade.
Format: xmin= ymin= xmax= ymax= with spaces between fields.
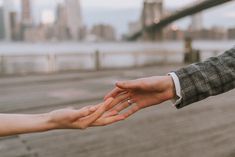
xmin=0 ymin=65 xmax=234 ymax=157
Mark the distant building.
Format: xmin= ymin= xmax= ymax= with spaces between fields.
xmin=128 ymin=21 xmax=142 ymax=36
xmin=24 ymin=24 xmax=55 ymax=42
xmin=21 ymin=0 xmax=32 ymax=26
xmin=79 ymin=26 xmax=87 ymax=41
xmin=24 ymin=26 xmax=45 ymax=42
xmin=0 ymin=7 xmax=5 ymax=40
xmin=190 ymin=13 xmax=203 ymax=31
xmin=163 ymin=24 xmax=184 ymax=40
xmin=90 ymin=24 xmax=116 ymax=41
xmin=190 ymin=0 xmax=204 ymax=31
xmin=55 ymin=3 xmax=69 ymax=40
xmin=3 ymin=0 xmax=15 ymax=41
xmin=9 ymin=12 xmax=22 ymax=41
xmin=65 ymin=0 xmax=83 ymax=41
xmin=228 ymin=28 xmax=235 ymax=39
xmin=21 ymin=0 xmax=33 ymax=41
xmin=188 ymin=27 xmax=227 ymax=40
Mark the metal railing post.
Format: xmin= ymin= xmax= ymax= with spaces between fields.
xmin=163 ymin=51 xmax=168 ymax=65
xmin=0 ymin=56 xmax=5 ymax=75
xmin=95 ymin=50 xmax=100 ymax=71
xmin=48 ymin=54 xmax=57 ymax=73
xmin=134 ymin=52 xmax=139 ymax=67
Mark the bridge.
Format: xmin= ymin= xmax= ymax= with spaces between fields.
xmin=127 ymin=0 xmax=233 ymax=41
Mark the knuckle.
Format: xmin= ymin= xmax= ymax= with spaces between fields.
xmin=102 ymin=123 xmax=108 ymax=126
xmin=131 ymin=97 xmax=138 ymax=102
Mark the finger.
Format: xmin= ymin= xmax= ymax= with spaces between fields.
xmin=66 ymin=106 xmax=75 ymax=110
xmin=92 ymin=115 xmax=125 ymax=126
xmin=88 ymin=105 xmax=99 ymax=112
xmin=88 ymin=99 xmax=121 ymax=115
xmin=104 ymin=87 xmax=126 ymax=100
xmin=122 ymin=105 xmax=141 ymax=118
xmin=106 ymin=93 xmax=130 ymax=111
xmin=76 ymin=106 xmax=94 ymax=118
xmin=112 ymin=101 xmax=132 ymax=113
xmin=116 ymin=80 xmax=139 ymax=89
xmin=102 ymin=110 xmax=118 ymax=118
xmin=81 ymin=98 xmax=114 ymax=126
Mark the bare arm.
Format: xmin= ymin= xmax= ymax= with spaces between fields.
xmin=0 ymin=113 xmax=54 ymax=136
xmin=0 ymin=98 xmax=124 ymax=137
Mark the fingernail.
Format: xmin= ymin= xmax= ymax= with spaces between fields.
xmin=104 ymin=95 xmax=110 ymax=100
xmin=89 ymin=106 xmax=97 ymax=112
xmin=119 ymin=115 xmax=126 ymax=120
xmin=107 ymin=97 xmax=114 ymax=102
xmin=115 ymin=81 xmax=121 ymax=86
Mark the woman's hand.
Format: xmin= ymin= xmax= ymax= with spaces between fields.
xmin=49 ymin=98 xmax=119 ymax=129
xmin=0 ymin=98 xmax=126 ymax=137
xmin=104 ymin=76 xmax=176 ymax=118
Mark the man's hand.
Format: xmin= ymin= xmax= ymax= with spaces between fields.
xmin=49 ymin=98 xmax=124 ymax=129
xmin=104 ymin=76 xmax=176 ymax=118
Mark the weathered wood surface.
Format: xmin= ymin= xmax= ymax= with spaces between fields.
xmin=0 ymin=65 xmax=234 ymax=157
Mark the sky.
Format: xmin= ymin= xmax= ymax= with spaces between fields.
xmin=0 ymin=0 xmax=197 ymax=9
xmin=80 ymin=0 xmax=196 ymax=9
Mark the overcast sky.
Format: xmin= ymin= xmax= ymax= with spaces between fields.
xmin=0 ymin=0 xmax=196 ymax=9
xmin=81 ymin=0 xmax=197 ymax=9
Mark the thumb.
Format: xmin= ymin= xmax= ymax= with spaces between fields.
xmin=116 ymin=80 xmax=139 ymax=89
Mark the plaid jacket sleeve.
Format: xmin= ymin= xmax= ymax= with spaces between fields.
xmin=174 ymin=47 xmax=235 ymax=109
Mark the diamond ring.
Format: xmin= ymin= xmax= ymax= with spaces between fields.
xmin=127 ymin=99 xmax=133 ymax=105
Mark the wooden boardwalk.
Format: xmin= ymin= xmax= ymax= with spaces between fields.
xmin=0 ymin=65 xmax=234 ymax=157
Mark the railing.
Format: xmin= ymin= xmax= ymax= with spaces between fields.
xmin=0 ymin=49 xmax=223 ymax=76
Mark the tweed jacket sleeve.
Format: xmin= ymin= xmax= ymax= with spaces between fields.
xmin=174 ymin=47 xmax=235 ymax=109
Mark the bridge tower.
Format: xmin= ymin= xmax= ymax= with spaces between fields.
xmin=141 ymin=0 xmax=163 ymax=41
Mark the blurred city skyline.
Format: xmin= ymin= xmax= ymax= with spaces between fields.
xmin=0 ymin=0 xmax=235 ymax=36
xmin=0 ymin=0 xmax=235 ymax=42
xmin=0 ymin=0 xmax=199 ymax=9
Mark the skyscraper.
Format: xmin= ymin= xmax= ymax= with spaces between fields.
xmin=0 ymin=7 xmax=5 ymax=40
xmin=55 ymin=3 xmax=69 ymax=40
xmin=91 ymin=24 xmax=116 ymax=41
xmin=3 ymin=0 xmax=14 ymax=41
xmin=9 ymin=11 xmax=18 ymax=40
xmin=65 ymin=0 xmax=83 ymax=40
xmin=191 ymin=0 xmax=204 ymax=31
xmin=21 ymin=0 xmax=32 ymax=26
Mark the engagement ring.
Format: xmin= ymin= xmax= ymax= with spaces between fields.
xmin=127 ymin=99 xmax=133 ymax=105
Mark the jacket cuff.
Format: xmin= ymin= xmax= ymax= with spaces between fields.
xmin=168 ymin=72 xmax=182 ymax=108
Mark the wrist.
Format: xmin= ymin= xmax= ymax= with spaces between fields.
xmin=41 ymin=113 xmax=58 ymax=131
xmin=165 ymin=76 xmax=176 ymax=100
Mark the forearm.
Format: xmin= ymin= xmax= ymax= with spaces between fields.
xmin=0 ymin=113 xmax=56 ymax=137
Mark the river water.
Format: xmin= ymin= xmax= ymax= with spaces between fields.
xmin=0 ymin=40 xmax=234 ymax=74
xmin=0 ymin=40 xmax=234 ymax=55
